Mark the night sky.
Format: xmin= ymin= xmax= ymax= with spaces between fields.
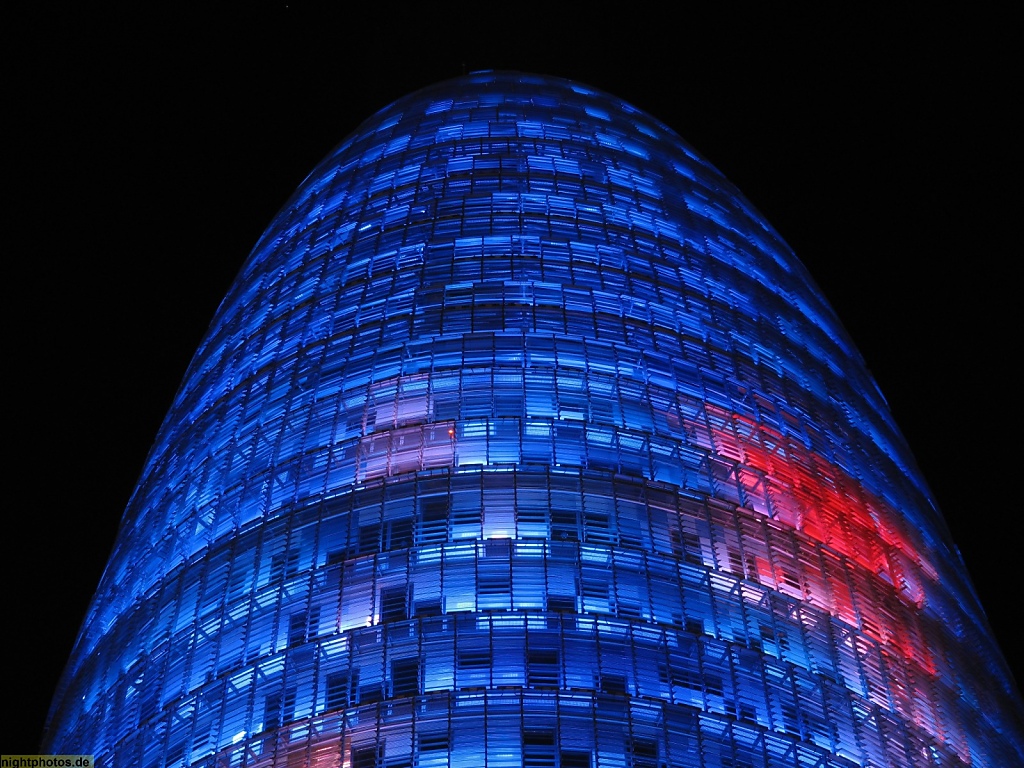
xmin=7 ymin=6 xmax=1019 ymax=751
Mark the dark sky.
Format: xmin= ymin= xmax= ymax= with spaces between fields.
xmin=7 ymin=6 xmax=1019 ymax=751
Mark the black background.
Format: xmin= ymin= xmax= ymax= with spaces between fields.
xmin=6 ymin=5 xmax=1020 ymax=750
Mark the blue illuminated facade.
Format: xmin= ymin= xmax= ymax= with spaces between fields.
xmin=45 ymin=72 xmax=1023 ymax=767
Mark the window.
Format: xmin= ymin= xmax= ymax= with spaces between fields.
xmin=417 ymin=732 xmax=450 ymax=767
xmin=264 ymin=688 xmax=296 ymax=731
xmin=524 ymin=730 xmax=556 ymax=768
xmin=380 ymin=586 xmax=409 ymax=623
xmin=326 ymin=670 xmax=359 ymax=710
xmin=627 ymin=738 xmax=658 ymax=768
xmin=418 ymin=497 xmax=449 ymax=544
xmin=351 ymin=744 xmax=383 ymax=768
xmin=560 ymin=752 xmax=591 ymax=768
xmin=599 ymin=674 xmax=627 ymax=695
xmin=270 ymin=551 xmax=299 ymax=583
xmin=288 ymin=606 xmax=320 ymax=647
xmin=527 ymin=649 xmax=560 ymax=688
xmin=391 ymin=657 xmax=421 ymax=697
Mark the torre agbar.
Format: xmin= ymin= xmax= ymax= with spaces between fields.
xmin=44 ymin=72 xmax=1024 ymax=768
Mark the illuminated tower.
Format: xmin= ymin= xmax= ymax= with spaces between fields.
xmin=44 ymin=72 xmax=1023 ymax=767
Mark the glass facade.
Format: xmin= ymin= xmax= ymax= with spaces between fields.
xmin=44 ymin=72 xmax=1023 ymax=767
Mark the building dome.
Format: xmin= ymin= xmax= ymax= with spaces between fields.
xmin=45 ymin=72 xmax=1023 ymax=768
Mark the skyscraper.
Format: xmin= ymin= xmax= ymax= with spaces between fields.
xmin=43 ymin=71 xmax=1023 ymax=767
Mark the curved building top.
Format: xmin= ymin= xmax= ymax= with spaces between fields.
xmin=105 ymin=71 xmax=933 ymax=612
xmin=46 ymin=72 xmax=1023 ymax=766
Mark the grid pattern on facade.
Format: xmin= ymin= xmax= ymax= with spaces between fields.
xmin=44 ymin=72 xmax=1023 ymax=768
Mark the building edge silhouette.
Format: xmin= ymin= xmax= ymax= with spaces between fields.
xmin=43 ymin=72 xmax=1024 ymax=767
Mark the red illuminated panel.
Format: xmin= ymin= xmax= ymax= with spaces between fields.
xmin=697 ymin=405 xmax=938 ymax=677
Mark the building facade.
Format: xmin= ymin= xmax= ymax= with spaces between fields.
xmin=44 ymin=72 xmax=1023 ymax=767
